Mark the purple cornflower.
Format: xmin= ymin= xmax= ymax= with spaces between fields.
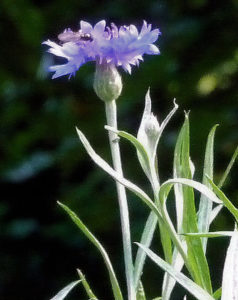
xmin=43 ymin=20 xmax=161 ymax=79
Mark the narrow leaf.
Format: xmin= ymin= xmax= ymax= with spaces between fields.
xmin=76 ymin=128 xmax=163 ymax=223
xmin=158 ymin=177 xmax=222 ymax=273
xmin=159 ymin=177 xmax=221 ymax=293
xmin=76 ymin=128 xmax=188 ymax=290
xmin=162 ymin=114 xmax=214 ymax=294
xmin=136 ymin=244 xmax=215 ymax=300
xmin=136 ymin=281 xmax=147 ymax=300
xmin=221 ymin=231 xmax=238 ymax=300
xmin=134 ymin=212 xmax=157 ymax=289
xmin=163 ymin=115 xmax=190 ymax=300
xmin=198 ymin=125 xmax=218 ymax=252
xmin=105 ymin=125 xmax=151 ymax=179
xmin=218 ymin=145 xmax=238 ymax=188
xmin=175 ymin=116 xmax=212 ymax=293
xmin=162 ymin=242 xmax=187 ymax=300
xmin=158 ymin=218 xmax=173 ymax=264
xmin=206 ymin=177 xmax=238 ymax=222
xmin=159 ymin=98 xmax=178 ymax=137
xmin=182 ymin=231 xmax=234 ymax=238
xmin=77 ymin=270 xmax=98 ymax=300
xmin=213 ymin=287 xmax=222 ymax=299
xmin=173 ymin=114 xmax=192 ymax=233
xmin=210 ymin=145 xmax=238 ymax=224
xmin=50 ymin=280 xmax=80 ymax=300
xmin=160 ymin=178 xmax=221 ymax=204
xmin=58 ymin=202 xmax=123 ymax=300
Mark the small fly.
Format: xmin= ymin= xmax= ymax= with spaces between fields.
xmin=58 ymin=30 xmax=93 ymax=43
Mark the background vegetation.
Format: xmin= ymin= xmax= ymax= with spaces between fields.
xmin=0 ymin=0 xmax=237 ymax=299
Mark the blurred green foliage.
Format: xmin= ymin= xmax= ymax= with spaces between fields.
xmin=0 ymin=0 xmax=237 ymax=299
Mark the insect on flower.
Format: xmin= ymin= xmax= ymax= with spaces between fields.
xmin=58 ymin=29 xmax=93 ymax=43
xmin=43 ymin=20 xmax=161 ymax=79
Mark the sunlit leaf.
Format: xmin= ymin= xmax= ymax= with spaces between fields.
xmin=105 ymin=125 xmax=151 ymax=180
xmin=58 ymin=202 xmax=123 ymax=300
xmin=221 ymin=231 xmax=238 ymax=300
xmin=136 ymin=243 xmax=215 ymax=300
xmin=162 ymin=243 xmax=186 ymax=300
xmin=206 ymin=177 xmax=238 ymax=223
xmin=50 ymin=280 xmax=80 ymax=300
xmin=76 ymin=128 xmax=162 ymax=223
xmin=161 ymin=116 xmax=213 ymax=294
xmin=218 ymin=145 xmax=238 ymax=188
xmin=163 ymin=114 xmax=191 ymax=300
xmin=210 ymin=145 xmax=238 ymax=223
xmin=213 ymin=287 xmax=222 ymax=299
xmin=136 ymin=281 xmax=147 ymax=300
xmin=182 ymin=231 xmax=234 ymax=238
xmin=198 ymin=125 xmax=218 ymax=252
xmin=77 ymin=269 xmax=98 ymax=300
xmin=134 ymin=212 xmax=157 ymax=289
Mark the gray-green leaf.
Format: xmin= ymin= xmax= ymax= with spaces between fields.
xmin=198 ymin=125 xmax=218 ymax=252
xmin=136 ymin=243 xmax=215 ymax=300
xmin=77 ymin=269 xmax=98 ymax=299
xmin=221 ymin=231 xmax=238 ymax=300
xmin=58 ymin=202 xmax=123 ymax=300
xmin=50 ymin=280 xmax=80 ymax=300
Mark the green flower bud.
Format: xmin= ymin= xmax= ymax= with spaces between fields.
xmin=93 ymin=62 xmax=122 ymax=102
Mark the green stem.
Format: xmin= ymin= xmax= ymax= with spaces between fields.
xmin=105 ymin=100 xmax=136 ymax=300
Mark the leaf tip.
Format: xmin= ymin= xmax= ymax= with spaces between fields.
xmin=75 ymin=126 xmax=82 ymax=136
xmin=77 ymin=268 xmax=83 ymax=278
xmin=135 ymin=242 xmax=142 ymax=248
xmin=184 ymin=110 xmax=190 ymax=119
xmin=173 ymin=98 xmax=179 ymax=109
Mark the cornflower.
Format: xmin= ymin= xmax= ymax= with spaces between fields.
xmin=43 ymin=20 xmax=161 ymax=300
xmin=43 ymin=20 xmax=161 ymax=79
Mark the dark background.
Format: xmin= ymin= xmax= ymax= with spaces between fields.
xmin=0 ymin=0 xmax=237 ymax=299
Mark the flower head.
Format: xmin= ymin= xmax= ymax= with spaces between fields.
xmin=43 ymin=20 xmax=161 ymax=79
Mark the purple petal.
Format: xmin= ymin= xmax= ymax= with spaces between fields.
xmin=50 ymin=64 xmax=77 ymax=79
xmin=146 ymin=44 xmax=160 ymax=54
xmin=80 ymin=21 xmax=93 ymax=33
xmin=43 ymin=20 xmax=161 ymax=78
xmin=129 ymin=25 xmax=139 ymax=37
xmin=93 ymin=20 xmax=106 ymax=34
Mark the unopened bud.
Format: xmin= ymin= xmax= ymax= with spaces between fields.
xmin=144 ymin=114 xmax=160 ymax=137
xmin=93 ymin=62 xmax=122 ymax=102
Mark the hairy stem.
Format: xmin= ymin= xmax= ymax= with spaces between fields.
xmin=105 ymin=100 xmax=136 ymax=300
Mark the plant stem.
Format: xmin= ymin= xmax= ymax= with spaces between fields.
xmin=105 ymin=100 xmax=136 ymax=300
